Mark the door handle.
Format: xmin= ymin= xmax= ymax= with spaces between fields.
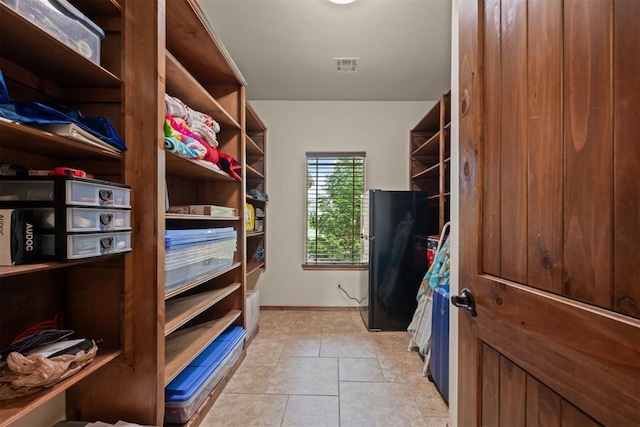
xmin=451 ymin=288 xmax=477 ymax=317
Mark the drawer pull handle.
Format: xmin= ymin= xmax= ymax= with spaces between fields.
xmin=99 ymin=189 xmax=113 ymax=202
xmin=100 ymin=213 xmax=114 ymax=226
xmin=100 ymin=237 xmax=114 ymax=250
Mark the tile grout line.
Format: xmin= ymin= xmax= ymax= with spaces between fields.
xmin=278 ymin=394 xmax=290 ymax=427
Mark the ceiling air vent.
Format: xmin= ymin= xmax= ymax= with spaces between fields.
xmin=335 ymin=57 xmax=359 ymax=73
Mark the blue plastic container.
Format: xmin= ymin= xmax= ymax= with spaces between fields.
xmin=164 ymin=326 xmax=245 ymax=424
xmin=429 ymin=284 xmax=449 ymax=403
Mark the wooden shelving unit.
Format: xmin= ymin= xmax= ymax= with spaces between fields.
xmin=0 ymin=0 xmax=264 ymax=425
xmin=0 ymin=1 xmax=127 ymax=424
xmin=244 ymin=103 xmax=267 ymax=288
xmin=410 ymin=90 xmax=451 ymax=233
xmin=164 ymin=310 xmax=242 ymax=385
xmin=0 ymin=348 xmax=122 ymax=426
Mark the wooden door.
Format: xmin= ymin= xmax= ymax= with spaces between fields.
xmin=457 ymin=0 xmax=640 ymax=425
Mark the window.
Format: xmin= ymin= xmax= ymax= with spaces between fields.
xmin=305 ymin=152 xmax=366 ymax=268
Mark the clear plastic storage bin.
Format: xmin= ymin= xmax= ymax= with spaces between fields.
xmin=0 ymin=177 xmax=131 ymax=208
xmin=66 ymin=180 xmax=130 ymax=208
xmin=1 ymin=0 xmax=105 ymax=65
xmin=43 ymin=231 xmax=131 ymax=259
xmin=165 ymin=238 xmax=236 ymax=293
xmin=35 ymin=207 xmax=131 ymax=232
xmin=164 ymin=327 xmax=245 ymax=424
xmin=67 ymin=208 xmax=131 ymax=232
xmin=164 ymin=228 xmax=237 ymax=293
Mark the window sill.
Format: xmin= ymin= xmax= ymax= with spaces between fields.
xmin=302 ymin=264 xmax=368 ymax=271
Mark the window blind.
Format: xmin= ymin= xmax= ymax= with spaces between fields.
xmin=305 ymin=152 xmax=366 ymax=265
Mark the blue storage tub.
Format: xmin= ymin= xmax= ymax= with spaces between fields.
xmin=164 ymin=326 xmax=245 ymax=424
xmin=429 ymin=284 xmax=449 ymax=403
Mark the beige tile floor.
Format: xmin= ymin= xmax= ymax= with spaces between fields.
xmin=201 ymin=310 xmax=449 ymax=427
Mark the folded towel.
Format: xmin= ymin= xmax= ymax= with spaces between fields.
xmin=164 ymin=137 xmax=203 ymax=159
xmin=164 ymin=94 xmax=188 ymax=120
xmin=189 ymin=108 xmax=220 ymax=133
xmin=165 ymin=115 xmax=219 ymax=164
xmin=164 ymin=117 xmax=209 ymax=160
xmin=191 ymin=122 xmax=218 ymax=147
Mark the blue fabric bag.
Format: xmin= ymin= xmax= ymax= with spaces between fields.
xmin=0 ymin=70 xmax=126 ymax=151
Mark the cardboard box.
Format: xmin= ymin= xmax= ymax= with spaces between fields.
xmin=167 ymin=206 xmax=190 ymax=214
xmin=189 ymin=205 xmax=238 ymax=217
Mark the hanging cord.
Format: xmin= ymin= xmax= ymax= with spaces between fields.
xmin=338 ymin=284 xmax=366 ymax=304
xmin=11 ymin=313 xmax=64 ymax=344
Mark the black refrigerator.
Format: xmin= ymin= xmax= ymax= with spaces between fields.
xmin=359 ymin=190 xmax=434 ymax=331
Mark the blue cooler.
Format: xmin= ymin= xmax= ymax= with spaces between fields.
xmin=164 ymin=326 xmax=245 ymax=424
xmin=429 ymin=284 xmax=449 ymax=403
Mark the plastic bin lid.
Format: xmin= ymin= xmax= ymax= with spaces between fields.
xmin=50 ymin=0 xmax=106 ymax=39
xmin=191 ymin=327 xmax=245 ymax=367
xmin=165 ymin=327 xmax=245 ymax=401
xmin=165 ymin=228 xmax=236 ymax=249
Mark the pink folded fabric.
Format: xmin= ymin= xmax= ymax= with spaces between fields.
xmin=165 ymin=115 xmax=219 ymax=164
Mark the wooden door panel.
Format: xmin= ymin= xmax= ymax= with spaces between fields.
xmin=481 ymin=344 xmax=501 ymax=426
xmin=473 ymin=278 xmax=640 ymax=425
xmin=482 ymin=0 xmax=502 ymax=277
xmin=527 ymin=0 xmax=563 ymax=294
xmin=480 ymin=342 xmax=604 ymax=427
xmin=499 ymin=0 xmax=528 ymax=284
xmin=564 ymin=0 xmax=614 ymax=308
xmin=499 ymin=356 xmax=526 ymax=426
xmin=614 ymin=0 xmax=640 ymax=318
xmin=459 ymin=0 xmax=640 ymax=425
xmin=526 ymin=376 xmax=562 ymax=427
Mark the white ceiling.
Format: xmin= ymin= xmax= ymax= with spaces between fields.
xmin=197 ymin=0 xmax=452 ymax=101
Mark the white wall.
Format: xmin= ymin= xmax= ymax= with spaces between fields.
xmin=249 ymin=101 xmax=433 ymax=307
xmin=449 ymin=0 xmax=460 ymax=426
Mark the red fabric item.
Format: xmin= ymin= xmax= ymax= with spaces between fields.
xmin=217 ymin=151 xmax=242 ymax=180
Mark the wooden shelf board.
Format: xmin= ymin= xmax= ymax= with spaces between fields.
xmin=0 ymin=348 xmax=121 ymax=426
xmin=69 ymin=0 xmax=122 ymax=16
xmin=246 ymin=165 xmax=265 ymax=179
xmin=428 ymin=194 xmax=441 ymax=200
xmin=166 ymin=151 xmax=235 ymax=182
xmin=164 ymin=262 xmax=242 ymax=300
xmin=164 ymin=310 xmax=242 ymax=385
xmin=412 ymin=104 xmax=441 ymax=132
xmin=165 ymin=52 xmax=240 ymax=130
xmin=166 ymin=0 xmax=245 ymax=86
xmin=411 ymin=131 xmax=441 ymax=157
xmin=165 ymin=283 xmax=241 ymax=336
xmin=0 ymin=121 xmax=122 ymax=161
xmin=245 ymin=135 xmax=264 ymax=156
xmin=0 ymin=258 xmax=112 ymax=279
xmin=411 ymin=163 xmax=440 ymax=180
xmin=246 ymin=103 xmax=266 ymax=132
xmin=444 ymin=157 xmax=451 ymax=163
xmin=246 ymin=262 xmax=265 ymax=276
xmin=444 ymin=122 xmax=452 ymax=131
xmin=246 ymin=231 xmax=265 ymax=238
xmin=245 ymin=195 xmax=267 ymax=204
xmin=0 ymin=4 xmax=121 ymax=88
xmin=166 ymin=213 xmax=240 ymax=221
